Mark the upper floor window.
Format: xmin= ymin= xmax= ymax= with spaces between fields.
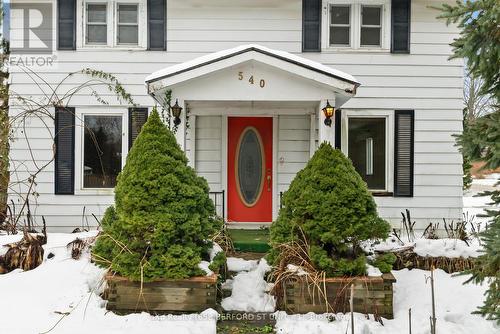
xmin=117 ymin=4 xmax=139 ymax=45
xmin=360 ymin=6 xmax=382 ymax=46
xmin=86 ymin=4 xmax=107 ymax=45
xmin=329 ymin=5 xmax=351 ymax=46
xmin=324 ymin=0 xmax=390 ymax=50
xmin=81 ymin=0 xmax=145 ymax=49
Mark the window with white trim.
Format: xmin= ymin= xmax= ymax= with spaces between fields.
xmin=74 ymin=109 xmax=128 ymax=194
xmin=83 ymin=115 xmax=123 ymax=188
xmin=81 ymin=0 xmax=145 ymax=48
xmin=86 ymin=3 xmax=107 ymax=45
xmin=360 ymin=5 xmax=382 ymax=46
xmin=117 ymin=4 xmax=139 ymax=45
xmin=348 ymin=118 xmax=386 ymax=189
xmin=324 ymin=0 xmax=390 ymax=50
xmin=329 ymin=5 xmax=351 ymax=46
xmin=343 ymin=110 xmax=394 ymax=192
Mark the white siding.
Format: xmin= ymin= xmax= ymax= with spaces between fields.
xmin=8 ymin=0 xmax=463 ymax=231
xmin=277 ymin=115 xmax=310 ymax=197
xmin=188 ymin=115 xmax=224 ymax=217
xmin=194 ymin=116 xmax=223 ymax=192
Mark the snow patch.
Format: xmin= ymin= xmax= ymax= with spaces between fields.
xmin=463 ymin=177 xmax=499 ymax=224
xmin=227 ymin=257 xmax=258 ymax=272
xmin=221 ymin=259 xmax=276 ymax=312
xmin=472 ymin=173 xmax=500 ymax=186
xmin=198 ymin=261 xmax=213 ymax=276
xmin=198 ymin=242 xmax=224 ymax=276
xmin=366 ymin=264 xmax=382 ymax=277
xmin=209 ymin=242 xmax=223 ymax=261
xmin=414 ymin=238 xmax=482 ymax=258
xmin=369 ymin=237 xmax=483 ymax=259
xmin=286 ymin=264 xmax=308 ymax=276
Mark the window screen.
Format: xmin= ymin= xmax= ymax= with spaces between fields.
xmin=83 ymin=115 xmax=122 ymax=188
xmin=348 ymin=118 xmax=386 ymax=189
xmin=86 ymin=4 xmax=107 ymax=44
xmin=329 ymin=5 xmax=351 ymax=46
xmin=361 ymin=6 xmax=382 ymax=46
xmin=118 ymin=4 xmax=139 ymax=44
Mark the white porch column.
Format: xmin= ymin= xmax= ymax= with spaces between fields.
xmin=186 ymin=115 xmax=196 ymax=168
xmin=318 ymin=98 xmax=335 ymax=146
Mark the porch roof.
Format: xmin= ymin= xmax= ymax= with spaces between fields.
xmin=145 ymin=45 xmax=360 ymax=104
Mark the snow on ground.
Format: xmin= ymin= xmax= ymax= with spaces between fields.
xmin=1 ymin=232 xmax=498 ymax=334
xmin=0 ymin=232 xmax=217 ymax=334
xmin=286 ymin=264 xmax=308 ymax=276
xmin=198 ymin=260 xmax=214 ymax=276
xmin=463 ymin=174 xmax=499 ymax=225
xmin=275 ymin=268 xmax=498 ymax=334
xmin=221 ymin=259 xmax=276 ymax=312
xmin=226 ymin=257 xmax=258 ymax=272
xmin=413 ymin=238 xmax=482 ymax=258
xmin=366 ymin=264 xmax=382 ymax=277
xmin=371 ymin=237 xmax=483 ymax=258
xmin=470 ymin=173 xmax=499 ymax=188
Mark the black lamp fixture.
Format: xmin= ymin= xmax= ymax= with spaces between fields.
xmin=171 ymin=99 xmax=183 ymax=126
xmin=322 ymin=100 xmax=335 ymax=126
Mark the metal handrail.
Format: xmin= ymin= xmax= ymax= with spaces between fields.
xmin=209 ymin=190 xmax=225 ymax=220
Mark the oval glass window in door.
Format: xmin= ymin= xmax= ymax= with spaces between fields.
xmin=236 ymin=127 xmax=265 ymax=207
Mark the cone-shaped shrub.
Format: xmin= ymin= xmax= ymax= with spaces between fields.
xmin=269 ymin=142 xmax=390 ymax=277
xmin=92 ymin=110 xmax=221 ymax=281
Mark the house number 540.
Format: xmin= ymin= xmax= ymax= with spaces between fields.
xmin=238 ymin=72 xmax=265 ymax=88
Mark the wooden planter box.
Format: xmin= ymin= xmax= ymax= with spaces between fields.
xmin=104 ymin=274 xmax=218 ymax=313
xmin=280 ymin=273 xmax=396 ymax=319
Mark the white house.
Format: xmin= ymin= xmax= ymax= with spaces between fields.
xmin=7 ymin=0 xmax=463 ymax=231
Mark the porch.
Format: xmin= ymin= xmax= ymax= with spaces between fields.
xmin=196 ymin=101 xmax=317 ymax=224
xmin=146 ymin=45 xmax=360 ymax=225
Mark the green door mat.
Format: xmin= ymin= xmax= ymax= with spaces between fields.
xmin=228 ymin=229 xmax=270 ymax=253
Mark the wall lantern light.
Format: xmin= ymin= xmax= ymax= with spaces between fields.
xmin=171 ymin=99 xmax=183 ymax=126
xmin=322 ymin=100 xmax=335 ymax=127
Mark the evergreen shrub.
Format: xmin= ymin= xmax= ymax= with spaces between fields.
xmin=92 ymin=110 xmax=222 ymax=281
xmin=371 ymin=253 xmax=397 ymax=274
xmin=269 ymin=143 xmax=390 ymax=277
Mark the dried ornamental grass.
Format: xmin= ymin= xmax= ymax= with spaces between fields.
xmin=377 ymin=247 xmax=476 ymax=273
xmin=67 ymin=235 xmax=98 ymax=260
xmin=1 ymin=229 xmax=46 ymax=272
xmin=270 ymin=237 xmax=334 ymax=313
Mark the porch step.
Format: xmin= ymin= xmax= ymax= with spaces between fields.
xmin=227 ymin=252 xmax=266 ymax=261
xmin=228 ymin=229 xmax=270 ymax=253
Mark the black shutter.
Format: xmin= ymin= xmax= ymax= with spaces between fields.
xmin=334 ymin=109 xmax=342 ymax=149
xmin=54 ymin=107 xmax=75 ymax=194
xmin=391 ymin=0 xmax=411 ymax=53
xmin=394 ymin=110 xmax=414 ymax=197
xmin=147 ymin=0 xmax=167 ymax=50
xmin=128 ymin=108 xmax=149 ymax=150
xmin=57 ymin=0 xmax=76 ymax=50
xmin=302 ymin=0 xmax=322 ymax=52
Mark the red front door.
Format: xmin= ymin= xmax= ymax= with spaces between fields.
xmin=228 ymin=117 xmax=273 ymax=222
